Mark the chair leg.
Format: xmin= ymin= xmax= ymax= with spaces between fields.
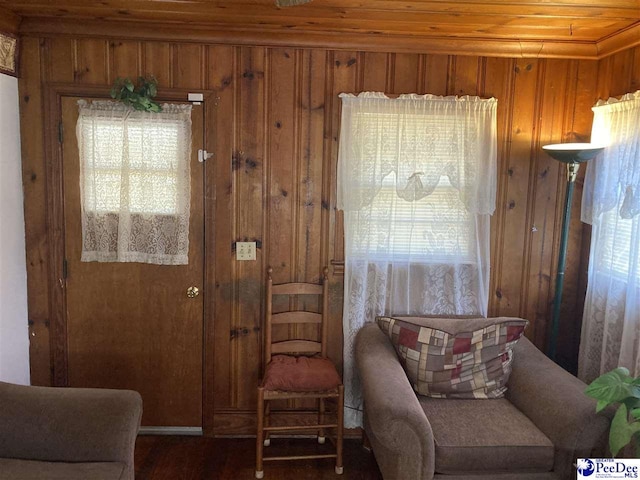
xmin=335 ymin=385 xmax=344 ymax=475
xmin=263 ymin=401 xmax=271 ymax=447
xmin=318 ymin=398 xmax=326 ymax=444
xmin=256 ymin=387 xmax=265 ymax=479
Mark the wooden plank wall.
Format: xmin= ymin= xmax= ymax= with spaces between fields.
xmin=0 ymin=5 xmax=20 ymax=33
xmin=19 ymin=34 xmax=635 ymax=433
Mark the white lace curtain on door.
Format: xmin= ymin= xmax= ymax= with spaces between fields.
xmin=76 ymin=100 xmax=192 ymax=265
xmin=579 ymin=91 xmax=640 ymax=383
xmin=338 ymin=92 xmax=497 ymax=427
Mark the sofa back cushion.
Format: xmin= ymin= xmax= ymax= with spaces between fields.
xmin=376 ymin=316 xmax=528 ymax=399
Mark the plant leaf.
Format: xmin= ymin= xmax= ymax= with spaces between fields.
xmin=596 ymin=399 xmax=610 ymax=413
xmin=624 ymin=397 xmax=640 ymax=411
xmin=634 ymin=432 xmax=640 ymax=458
xmin=111 ymin=75 xmax=161 ymax=112
xmin=609 ymin=404 xmax=640 ymax=456
xmin=610 ymin=404 xmax=631 ymax=456
xmin=586 ymin=367 xmax=637 ymax=403
xmin=632 ymin=408 xmax=640 ymax=420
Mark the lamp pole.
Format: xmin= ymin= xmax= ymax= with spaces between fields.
xmin=542 ymin=144 xmax=604 ymax=362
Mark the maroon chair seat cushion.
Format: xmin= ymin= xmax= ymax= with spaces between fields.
xmin=262 ymin=355 xmax=341 ymax=392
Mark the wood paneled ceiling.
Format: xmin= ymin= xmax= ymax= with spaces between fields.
xmin=1 ymin=0 xmax=639 ymax=58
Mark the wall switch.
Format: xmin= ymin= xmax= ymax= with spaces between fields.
xmin=236 ymin=242 xmax=256 ymax=261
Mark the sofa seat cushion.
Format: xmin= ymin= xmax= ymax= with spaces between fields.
xmin=419 ymin=397 xmax=554 ymax=474
xmin=0 ymin=458 xmax=127 ymax=480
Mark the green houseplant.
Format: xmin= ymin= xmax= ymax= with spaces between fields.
xmin=110 ymin=76 xmax=162 ymax=112
xmin=585 ymin=367 xmax=640 ymax=457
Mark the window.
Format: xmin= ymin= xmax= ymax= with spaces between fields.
xmin=581 ymin=90 xmax=640 ymax=283
xmin=337 ymin=92 xmax=497 ymax=316
xmin=353 ymin=174 xmax=475 ymax=262
xmin=76 ymin=100 xmax=192 ymax=265
xmin=596 ymin=207 xmax=640 ymax=281
xmin=79 ymin=116 xmax=185 ymax=215
xmin=346 ymin=109 xmax=478 ymax=262
xmin=578 ymin=90 xmax=640 ymax=383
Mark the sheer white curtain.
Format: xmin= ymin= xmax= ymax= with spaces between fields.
xmin=76 ymin=100 xmax=192 ymax=265
xmin=579 ymin=91 xmax=640 ymax=383
xmin=338 ymin=92 xmax=497 ymax=427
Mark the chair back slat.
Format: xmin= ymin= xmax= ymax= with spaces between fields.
xmin=272 ymin=282 xmax=323 ymax=296
xmin=264 ymin=267 xmax=329 ymax=365
xmin=271 ymin=312 xmax=322 ymax=325
xmin=271 ymin=340 xmax=322 ymax=355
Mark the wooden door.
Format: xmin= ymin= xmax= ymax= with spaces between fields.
xmin=61 ymin=96 xmax=204 ymax=428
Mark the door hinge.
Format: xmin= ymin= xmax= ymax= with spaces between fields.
xmin=58 ymin=122 xmax=64 ymax=143
xmin=62 ymin=259 xmax=68 ymax=279
xmin=198 ymin=149 xmax=214 ymax=163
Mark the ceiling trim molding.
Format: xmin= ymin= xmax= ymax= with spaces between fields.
xmin=0 ymin=5 xmax=21 ymax=34
xmin=597 ymin=23 xmax=640 ymax=59
xmin=18 ymin=16 xmax=637 ymax=60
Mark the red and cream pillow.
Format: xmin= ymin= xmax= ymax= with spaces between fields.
xmin=376 ymin=315 xmax=528 ymax=399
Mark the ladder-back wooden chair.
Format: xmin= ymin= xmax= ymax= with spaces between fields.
xmin=255 ymin=267 xmax=344 ymax=479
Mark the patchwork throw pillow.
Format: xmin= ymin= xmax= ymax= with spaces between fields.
xmin=376 ymin=316 xmax=528 ymax=399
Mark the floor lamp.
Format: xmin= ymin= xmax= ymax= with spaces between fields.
xmin=542 ymin=143 xmax=604 ymax=362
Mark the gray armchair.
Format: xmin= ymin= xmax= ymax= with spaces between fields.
xmin=355 ymin=322 xmax=612 ymax=480
xmin=0 ymin=381 xmax=142 ymax=480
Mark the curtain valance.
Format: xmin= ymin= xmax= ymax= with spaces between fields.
xmin=582 ymin=90 xmax=640 ymax=223
xmin=337 ymin=92 xmax=498 ymax=215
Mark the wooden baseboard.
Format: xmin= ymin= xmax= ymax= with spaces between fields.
xmin=139 ymin=426 xmax=203 ymax=436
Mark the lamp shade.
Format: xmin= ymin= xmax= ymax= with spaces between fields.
xmin=542 ymin=143 xmax=604 ymax=164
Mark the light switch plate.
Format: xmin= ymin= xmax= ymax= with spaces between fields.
xmin=236 ymin=242 xmax=257 ymax=261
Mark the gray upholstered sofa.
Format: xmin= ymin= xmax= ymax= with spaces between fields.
xmin=355 ymin=322 xmax=612 ymax=480
xmin=0 ymin=381 xmax=142 ymax=480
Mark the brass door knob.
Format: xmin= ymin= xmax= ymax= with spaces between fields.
xmin=186 ymin=286 xmax=200 ymax=298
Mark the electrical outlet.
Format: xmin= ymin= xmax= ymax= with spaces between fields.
xmin=236 ymin=242 xmax=257 ymax=261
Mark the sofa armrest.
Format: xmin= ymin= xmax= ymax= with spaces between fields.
xmin=355 ymin=323 xmax=435 ymax=480
xmin=0 ymin=382 xmax=142 ymax=468
xmin=507 ymin=337 xmax=612 ymax=477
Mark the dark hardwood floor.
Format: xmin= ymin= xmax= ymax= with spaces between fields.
xmin=135 ymin=436 xmax=383 ymax=480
